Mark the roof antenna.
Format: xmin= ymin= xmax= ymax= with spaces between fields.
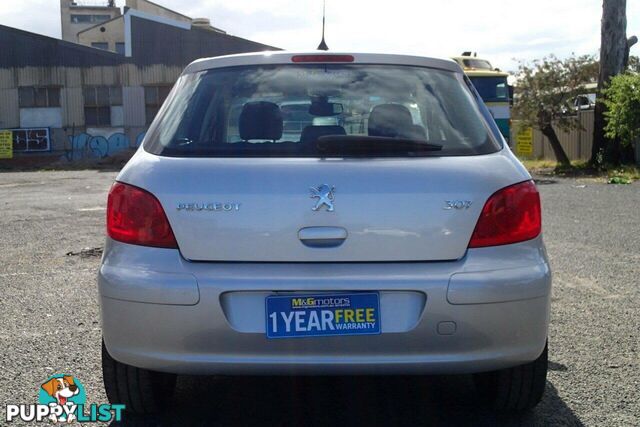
xmin=317 ymin=0 xmax=329 ymax=51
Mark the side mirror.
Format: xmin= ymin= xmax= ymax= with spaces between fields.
xmin=508 ymin=85 xmax=514 ymax=106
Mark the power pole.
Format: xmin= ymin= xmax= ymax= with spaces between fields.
xmin=591 ymin=0 xmax=628 ymax=165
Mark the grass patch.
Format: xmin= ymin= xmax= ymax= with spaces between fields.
xmin=519 ymin=159 xmax=560 ymax=172
xmin=519 ymin=158 xmax=640 ymax=184
xmin=606 ymin=165 xmax=640 ymax=184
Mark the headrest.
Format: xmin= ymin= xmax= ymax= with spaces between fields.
xmin=239 ymin=101 xmax=283 ymax=141
xmin=300 ymin=125 xmax=347 ymax=144
xmin=368 ymin=104 xmax=415 ymax=138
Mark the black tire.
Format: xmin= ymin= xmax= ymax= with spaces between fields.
xmin=102 ymin=339 xmax=177 ymax=415
xmin=474 ymin=342 xmax=548 ymax=413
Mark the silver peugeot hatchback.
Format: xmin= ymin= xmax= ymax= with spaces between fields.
xmin=100 ymin=52 xmax=551 ymax=414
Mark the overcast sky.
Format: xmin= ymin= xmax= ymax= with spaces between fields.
xmin=1 ymin=0 xmax=639 ymax=72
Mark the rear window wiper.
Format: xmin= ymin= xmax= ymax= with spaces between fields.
xmin=316 ymin=135 xmax=443 ymax=155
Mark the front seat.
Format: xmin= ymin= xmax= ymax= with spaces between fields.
xmin=239 ymin=101 xmax=283 ymax=142
xmin=300 ymin=125 xmax=347 ymax=145
xmin=368 ymin=104 xmax=425 ymax=139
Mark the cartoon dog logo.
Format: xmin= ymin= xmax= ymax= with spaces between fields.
xmin=41 ymin=376 xmax=80 ymax=422
xmin=310 ymin=184 xmax=335 ymax=212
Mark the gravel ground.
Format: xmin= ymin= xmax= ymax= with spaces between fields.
xmin=0 ymin=170 xmax=638 ymax=426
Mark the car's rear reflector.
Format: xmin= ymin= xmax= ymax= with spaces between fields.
xmin=468 ymin=180 xmax=541 ymax=248
xmin=291 ymin=55 xmax=355 ymax=63
xmin=107 ymin=182 xmax=178 ymax=249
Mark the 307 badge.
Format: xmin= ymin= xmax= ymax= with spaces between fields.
xmin=265 ymin=293 xmax=381 ymax=339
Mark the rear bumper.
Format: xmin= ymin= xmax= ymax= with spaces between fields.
xmin=99 ymin=237 xmax=551 ymax=375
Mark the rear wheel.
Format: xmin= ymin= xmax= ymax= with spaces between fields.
xmin=102 ymin=339 xmax=177 ymax=415
xmin=473 ymin=342 xmax=548 ymax=413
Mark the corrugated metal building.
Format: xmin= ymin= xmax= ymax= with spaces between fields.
xmin=0 ymin=1 xmax=277 ymax=161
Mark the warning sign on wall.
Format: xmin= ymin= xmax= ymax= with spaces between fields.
xmin=515 ymin=127 xmax=534 ymax=156
xmin=0 ymin=130 xmax=12 ymax=159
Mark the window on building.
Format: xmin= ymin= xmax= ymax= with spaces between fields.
xmin=84 ymin=86 xmax=122 ymax=127
xmin=91 ymin=42 xmax=109 ymax=51
xmin=115 ymin=42 xmax=125 ymax=55
xmin=18 ymin=87 xmax=61 ymax=108
xmin=71 ymin=14 xmax=111 ymax=24
xmin=144 ymin=86 xmax=172 ymax=125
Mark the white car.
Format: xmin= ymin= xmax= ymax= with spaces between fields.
xmin=99 ymin=51 xmax=551 ymax=414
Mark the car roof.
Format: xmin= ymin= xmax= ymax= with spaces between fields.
xmin=183 ymin=51 xmax=462 ymax=75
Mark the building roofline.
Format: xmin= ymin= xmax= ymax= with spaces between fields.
xmin=132 ymin=0 xmax=229 ymax=33
xmin=0 ymin=24 xmax=127 ymax=68
xmin=132 ymin=0 xmax=193 ymax=22
xmin=190 ymin=25 xmax=279 ymax=50
xmin=0 ymin=24 xmax=124 ymax=59
xmin=77 ymin=0 xmax=228 ymax=36
xmin=77 ymin=14 xmax=124 ymax=35
xmin=124 ymin=8 xmax=192 ymax=57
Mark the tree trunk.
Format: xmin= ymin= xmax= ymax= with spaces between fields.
xmin=541 ymin=125 xmax=571 ymax=167
xmin=591 ymin=0 xmax=627 ymax=165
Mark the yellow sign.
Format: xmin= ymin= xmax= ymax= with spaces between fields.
xmin=516 ymin=127 xmax=533 ymax=156
xmin=0 ymin=130 xmax=12 ymax=159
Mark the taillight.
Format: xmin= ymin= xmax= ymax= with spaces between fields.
xmin=468 ymin=180 xmax=541 ymax=248
xmin=107 ymin=182 xmax=178 ymax=249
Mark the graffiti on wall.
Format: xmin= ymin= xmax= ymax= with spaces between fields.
xmin=65 ymin=131 xmax=146 ymax=162
xmin=9 ymin=128 xmax=51 ymax=152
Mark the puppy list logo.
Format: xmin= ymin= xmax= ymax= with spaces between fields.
xmin=5 ymin=374 xmax=125 ymax=423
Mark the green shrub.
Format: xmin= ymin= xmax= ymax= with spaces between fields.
xmin=603 ymin=73 xmax=640 ymax=147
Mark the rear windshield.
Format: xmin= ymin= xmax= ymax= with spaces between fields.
xmin=144 ymin=64 xmax=501 ymax=157
xmin=462 ymin=59 xmax=493 ymax=70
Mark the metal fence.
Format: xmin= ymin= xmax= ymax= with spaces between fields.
xmin=513 ymin=110 xmax=594 ymax=161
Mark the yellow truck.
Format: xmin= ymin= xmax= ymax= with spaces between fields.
xmin=452 ymin=52 xmax=512 ymax=143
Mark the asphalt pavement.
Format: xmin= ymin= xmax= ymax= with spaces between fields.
xmin=0 ymin=170 xmax=638 ymax=426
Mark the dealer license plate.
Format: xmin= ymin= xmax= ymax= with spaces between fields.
xmin=265 ymin=293 xmax=381 ymax=339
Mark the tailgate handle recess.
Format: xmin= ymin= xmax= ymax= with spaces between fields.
xmin=298 ymin=227 xmax=348 ymax=248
